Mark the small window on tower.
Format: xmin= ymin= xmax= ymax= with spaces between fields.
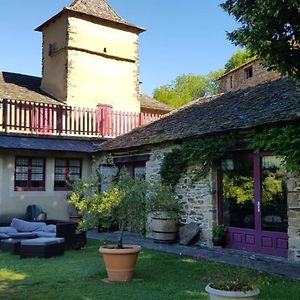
xmin=230 ymin=76 xmax=233 ymax=89
xmin=48 ymin=43 xmax=58 ymax=57
xmin=244 ymin=66 xmax=253 ymax=80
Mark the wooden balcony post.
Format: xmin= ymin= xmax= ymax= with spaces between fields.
xmin=96 ymin=104 xmax=113 ymax=137
xmin=2 ymin=99 xmax=8 ymax=132
xmin=57 ymin=105 xmax=63 ymax=134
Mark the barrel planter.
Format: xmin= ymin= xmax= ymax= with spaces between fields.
xmin=150 ymin=212 xmax=178 ymax=243
xmin=99 ymin=245 xmax=142 ymax=282
xmin=205 ymin=284 xmax=260 ymax=300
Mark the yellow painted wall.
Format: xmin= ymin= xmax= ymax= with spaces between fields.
xmin=41 ymin=15 xmax=68 ymax=101
xmin=66 ymin=17 xmax=140 ymax=112
xmin=67 ymin=49 xmax=140 ymax=111
xmin=0 ymin=150 xmax=92 ymax=223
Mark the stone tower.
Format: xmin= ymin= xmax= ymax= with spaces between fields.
xmin=36 ymin=0 xmax=145 ymax=112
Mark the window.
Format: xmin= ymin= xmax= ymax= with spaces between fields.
xmin=54 ymin=159 xmax=81 ymax=190
xmin=230 ymin=76 xmax=233 ymax=89
xmin=15 ymin=157 xmax=45 ymax=191
xmin=244 ymin=66 xmax=253 ymax=79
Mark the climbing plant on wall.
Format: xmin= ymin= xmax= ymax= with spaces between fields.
xmin=160 ymin=124 xmax=300 ymax=188
xmin=252 ymin=124 xmax=300 ymax=174
xmin=160 ymin=134 xmax=237 ymax=187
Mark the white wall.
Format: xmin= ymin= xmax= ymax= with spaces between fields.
xmin=0 ymin=150 xmax=92 ymax=223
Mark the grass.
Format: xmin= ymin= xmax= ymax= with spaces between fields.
xmin=0 ymin=240 xmax=299 ymax=300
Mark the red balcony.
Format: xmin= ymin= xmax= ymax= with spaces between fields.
xmin=0 ymin=99 xmax=161 ymax=138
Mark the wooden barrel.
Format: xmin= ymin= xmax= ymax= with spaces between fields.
xmin=151 ymin=212 xmax=177 ymax=243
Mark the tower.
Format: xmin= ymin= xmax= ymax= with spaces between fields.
xmin=36 ymin=0 xmax=145 ymax=112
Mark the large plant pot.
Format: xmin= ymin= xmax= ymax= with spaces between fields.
xmin=150 ymin=212 xmax=178 ymax=243
xmin=99 ymin=245 xmax=141 ymax=282
xmin=205 ymin=284 xmax=260 ymax=300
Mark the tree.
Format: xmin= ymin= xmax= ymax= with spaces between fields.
xmin=221 ymin=0 xmax=300 ymax=80
xmin=153 ymin=70 xmax=223 ymax=108
xmin=224 ymin=49 xmax=255 ymax=72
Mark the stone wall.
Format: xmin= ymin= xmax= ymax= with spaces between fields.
xmin=219 ymin=59 xmax=281 ymax=93
xmin=145 ymin=146 xmax=216 ymax=246
xmin=287 ymin=172 xmax=300 ymax=262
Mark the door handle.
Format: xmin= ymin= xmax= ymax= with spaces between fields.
xmin=257 ymin=201 xmax=261 ymax=213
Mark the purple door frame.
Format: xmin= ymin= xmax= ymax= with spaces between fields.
xmin=218 ymin=152 xmax=288 ymax=258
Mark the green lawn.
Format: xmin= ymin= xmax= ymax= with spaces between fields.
xmin=0 ymin=240 xmax=299 ymax=300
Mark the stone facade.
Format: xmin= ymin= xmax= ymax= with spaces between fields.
xmin=287 ymin=172 xmax=300 ymax=262
xmin=219 ymin=59 xmax=281 ymax=93
xmin=145 ymin=146 xmax=216 ymax=246
xmin=97 ymin=144 xmax=300 ymax=262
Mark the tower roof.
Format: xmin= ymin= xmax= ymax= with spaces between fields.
xmin=36 ymin=0 xmax=145 ymax=33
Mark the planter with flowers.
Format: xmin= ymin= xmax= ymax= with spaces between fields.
xmin=196 ymin=251 xmax=260 ymax=300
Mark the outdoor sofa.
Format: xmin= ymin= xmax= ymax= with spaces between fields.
xmin=0 ymin=218 xmax=86 ymax=250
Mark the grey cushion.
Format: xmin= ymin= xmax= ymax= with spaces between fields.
xmin=34 ymin=231 xmax=56 ymax=238
xmin=43 ymin=225 xmax=56 ymax=233
xmin=0 ymin=227 xmax=17 ymax=234
xmin=7 ymin=232 xmax=38 ymax=239
xmin=0 ymin=233 xmax=9 ymax=239
xmin=21 ymin=237 xmax=64 ymax=246
xmin=10 ymin=218 xmax=46 ymax=232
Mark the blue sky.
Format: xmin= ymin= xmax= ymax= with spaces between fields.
xmin=0 ymin=0 xmax=239 ymax=95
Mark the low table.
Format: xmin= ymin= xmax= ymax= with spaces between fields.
xmin=20 ymin=237 xmax=65 ymax=259
xmin=1 ymin=239 xmax=26 ymax=254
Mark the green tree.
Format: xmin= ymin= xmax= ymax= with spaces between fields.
xmin=224 ymin=49 xmax=255 ymax=72
xmin=221 ymin=0 xmax=300 ymax=80
xmin=153 ymin=70 xmax=223 ymax=108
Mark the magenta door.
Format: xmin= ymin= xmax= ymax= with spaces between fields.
xmin=219 ymin=154 xmax=288 ymax=258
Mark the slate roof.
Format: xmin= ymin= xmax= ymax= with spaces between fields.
xmin=0 ymin=135 xmax=101 ymax=153
xmin=0 ymin=72 xmax=61 ymax=105
xmin=36 ymin=0 xmax=145 ymax=33
xmin=139 ymin=95 xmax=172 ymax=112
xmin=97 ymin=78 xmax=300 ymax=152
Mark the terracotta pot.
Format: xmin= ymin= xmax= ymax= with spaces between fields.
xmin=99 ymin=245 xmax=142 ymax=282
xmin=205 ymin=284 xmax=260 ymax=300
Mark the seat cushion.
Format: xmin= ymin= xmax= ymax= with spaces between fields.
xmin=0 ymin=233 xmax=9 ymax=239
xmin=43 ymin=225 xmax=56 ymax=233
xmin=7 ymin=232 xmax=38 ymax=239
xmin=21 ymin=237 xmax=64 ymax=246
xmin=10 ymin=218 xmax=46 ymax=232
xmin=0 ymin=227 xmax=17 ymax=234
xmin=34 ymin=231 xmax=56 ymax=238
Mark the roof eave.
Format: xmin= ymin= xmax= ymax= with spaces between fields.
xmin=35 ymin=8 xmax=146 ymax=33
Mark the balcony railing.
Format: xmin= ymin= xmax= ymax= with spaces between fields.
xmin=0 ymin=99 xmax=161 ymax=138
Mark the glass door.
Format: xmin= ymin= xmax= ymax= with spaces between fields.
xmin=219 ymin=154 xmax=288 ymax=257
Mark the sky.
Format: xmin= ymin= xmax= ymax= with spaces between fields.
xmin=0 ymin=0 xmax=239 ymax=96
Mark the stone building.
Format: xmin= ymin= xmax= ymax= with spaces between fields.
xmin=95 ymin=78 xmax=300 ymax=262
xmin=219 ymin=58 xmax=281 ymax=93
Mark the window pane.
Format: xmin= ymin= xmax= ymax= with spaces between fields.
xmin=261 ymin=156 xmax=288 ymax=233
xmin=69 ymin=167 xmax=80 ymax=175
xmin=222 ymin=157 xmax=255 ymax=229
xmin=31 ymin=174 xmax=43 ymax=181
xmin=134 ymin=167 xmax=146 ymax=178
xmin=16 ymin=174 xmax=28 ymax=181
xmin=32 ymin=159 xmax=44 ymax=166
xmin=16 ymin=158 xmax=29 ymax=166
xmin=69 ymin=160 xmax=80 ymax=167
xmin=56 ymin=159 xmax=66 ymax=167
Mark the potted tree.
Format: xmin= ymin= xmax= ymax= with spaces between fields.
xmin=212 ymin=224 xmax=227 ymax=247
xmin=147 ymin=182 xmax=181 ymax=243
xmin=68 ymin=170 xmax=149 ymax=282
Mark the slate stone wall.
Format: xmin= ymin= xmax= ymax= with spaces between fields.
xmin=287 ymin=172 xmax=300 ymax=262
xmin=145 ymin=146 xmax=217 ymax=246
